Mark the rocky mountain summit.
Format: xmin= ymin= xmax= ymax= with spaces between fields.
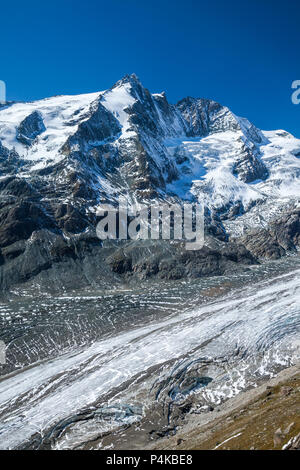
xmin=0 ymin=74 xmax=299 ymax=293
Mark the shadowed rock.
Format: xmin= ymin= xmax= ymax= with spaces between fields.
xmin=16 ymin=111 xmax=46 ymax=146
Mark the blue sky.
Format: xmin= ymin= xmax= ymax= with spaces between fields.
xmin=1 ymin=0 xmax=299 ymax=135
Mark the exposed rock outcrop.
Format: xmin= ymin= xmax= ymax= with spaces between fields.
xmin=16 ymin=111 xmax=45 ymax=146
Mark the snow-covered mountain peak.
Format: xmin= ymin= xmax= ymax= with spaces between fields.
xmin=0 ymin=75 xmax=299 ymax=236
xmin=114 ymin=73 xmax=142 ymax=88
xmin=0 ymin=91 xmax=101 ymax=169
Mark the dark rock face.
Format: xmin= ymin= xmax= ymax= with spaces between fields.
xmin=205 ymin=210 xmax=228 ymax=240
xmin=0 ymin=177 xmax=39 ymax=199
xmin=278 ymin=210 xmax=300 ymax=247
xmin=118 ymin=137 xmax=166 ymax=199
xmin=0 ymin=214 xmax=259 ymax=292
xmin=62 ymin=101 xmax=121 ymax=153
xmin=16 ymin=111 xmax=46 ymax=146
xmin=0 ymin=141 xmax=27 ymax=175
xmin=54 ymin=203 xmax=90 ymax=233
xmin=0 ymin=201 xmax=56 ymax=248
xmin=240 ymin=209 xmax=300 ymax=259
xmin=176 ymin=97 xmax=239 ymax=137
xmin=153 ymin=92 xmax=187 ymax=135
xmin=107 ymin=240 xmax=256 ymax=281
